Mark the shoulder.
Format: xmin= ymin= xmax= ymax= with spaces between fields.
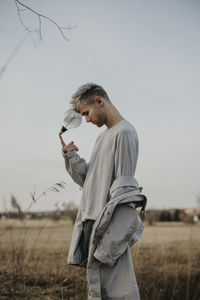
xmin=94 ymin=130 xmax=106 ymax=145
xmin=115 ymin=120 xmax=138 ymax=140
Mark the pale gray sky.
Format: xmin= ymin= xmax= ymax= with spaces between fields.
xmin=0 ymin=0 xmax=200 ymax=212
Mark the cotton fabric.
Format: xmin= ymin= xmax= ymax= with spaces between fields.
xmin=62 ymin=119 xmax=147 ymax=299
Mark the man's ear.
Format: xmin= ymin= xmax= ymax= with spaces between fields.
xmin=95 ymin=96 xmax=104 ymax=107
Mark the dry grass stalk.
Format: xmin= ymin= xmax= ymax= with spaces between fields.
xmin=0 ymin=181 xmax=66 ymax=238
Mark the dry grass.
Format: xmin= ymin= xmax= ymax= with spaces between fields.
xmin=0 ymin=219 xmax=199 ymax=300
xmin=133 ymin=222 xmax=200 ymax=300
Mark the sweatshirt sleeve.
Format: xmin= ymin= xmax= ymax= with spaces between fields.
xmin=110 ymin=127 xmax=139 ymax=198
xmin=62 ymin=150 xmax=89 ymax=188
xmin=93 ymin=128 xmax=142 ymax=266
xmin=93 ymin=203 xmax=139 ymax=267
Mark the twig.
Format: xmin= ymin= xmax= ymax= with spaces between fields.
xmin=0 ymin=31 xmax=30 ymax=81
xmin=14 ymin=0 xmax=78 ymax=41
xmin=0 ymin=181 xmax=67 ymax=238
xmin=15 ymin=0 xmax=31 ymax=31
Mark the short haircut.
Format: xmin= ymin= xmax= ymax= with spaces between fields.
xmin=70 ymin=83 xmax=110 ymax=112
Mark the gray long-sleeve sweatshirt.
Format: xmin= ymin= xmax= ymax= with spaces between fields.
xmin=62 ymin=119 xmax=141 ymax=221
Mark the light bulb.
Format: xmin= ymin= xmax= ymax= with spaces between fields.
xmin=59 ymin=109 xmax=82 ymax=135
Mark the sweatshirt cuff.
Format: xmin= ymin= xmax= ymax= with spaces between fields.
xmin=62 ymin=149 xmax=76 ymax=159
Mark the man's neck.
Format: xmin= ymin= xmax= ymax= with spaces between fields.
xmin=104 ymin=104 xmax=124 ymax=129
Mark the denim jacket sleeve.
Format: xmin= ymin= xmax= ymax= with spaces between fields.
xmin=93 ymin=203 xmax=139 ymax=267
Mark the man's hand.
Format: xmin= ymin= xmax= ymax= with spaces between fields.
xmin=59 ymin=133 xmax=79 ymax=153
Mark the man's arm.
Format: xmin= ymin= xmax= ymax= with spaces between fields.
xmin=93 ymin=128 xmax=142 ymax=266
xmin=59 ymin=134 xmax=88 ymax=187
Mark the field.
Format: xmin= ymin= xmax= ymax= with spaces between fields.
xmin=0 ymin=219 xmax=199 ymax=300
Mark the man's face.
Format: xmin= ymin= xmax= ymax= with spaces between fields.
xmin=79 ymin=99 xmax=106 ymax=127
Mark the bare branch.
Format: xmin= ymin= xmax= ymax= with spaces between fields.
xmin=0 ymin=31 xmax=31 ymax=81
xmin=60 ymin=25 xmax=79 ymax=31
xmin=38 ymin=14 xmax=42 ymax=40
xmin=14 ymin=0 xmax=78 ymax=41
xmin=14 ymin=0 xmax=31 ymax=32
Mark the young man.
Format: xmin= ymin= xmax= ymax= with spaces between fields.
xmin=59 ymin=83 xmax=147 ymax=300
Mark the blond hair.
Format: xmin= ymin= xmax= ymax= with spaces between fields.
xmin=70 ymin=83 xmax=110 ymax=111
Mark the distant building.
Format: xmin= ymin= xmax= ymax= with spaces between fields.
xmin=184 ymin=208 xmax=200 ymax=223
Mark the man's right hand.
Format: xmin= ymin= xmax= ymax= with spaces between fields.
xmin=59 ymin=133 xmax=79 ymax=153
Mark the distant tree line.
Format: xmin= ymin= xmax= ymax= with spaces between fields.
xmin=1 ymin=195 xmax=199 ymax=226
xmin=145 ymin=208 xmax=200 ymax=225
xmin=0 ymin=196 xmax=78 ymax=225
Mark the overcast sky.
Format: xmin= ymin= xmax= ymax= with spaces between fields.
xmin=0 ymin=0 xmax=200 ymax=212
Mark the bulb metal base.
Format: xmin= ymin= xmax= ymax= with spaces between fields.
xmin=59 ymin=126 xmax=67 ymax=135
